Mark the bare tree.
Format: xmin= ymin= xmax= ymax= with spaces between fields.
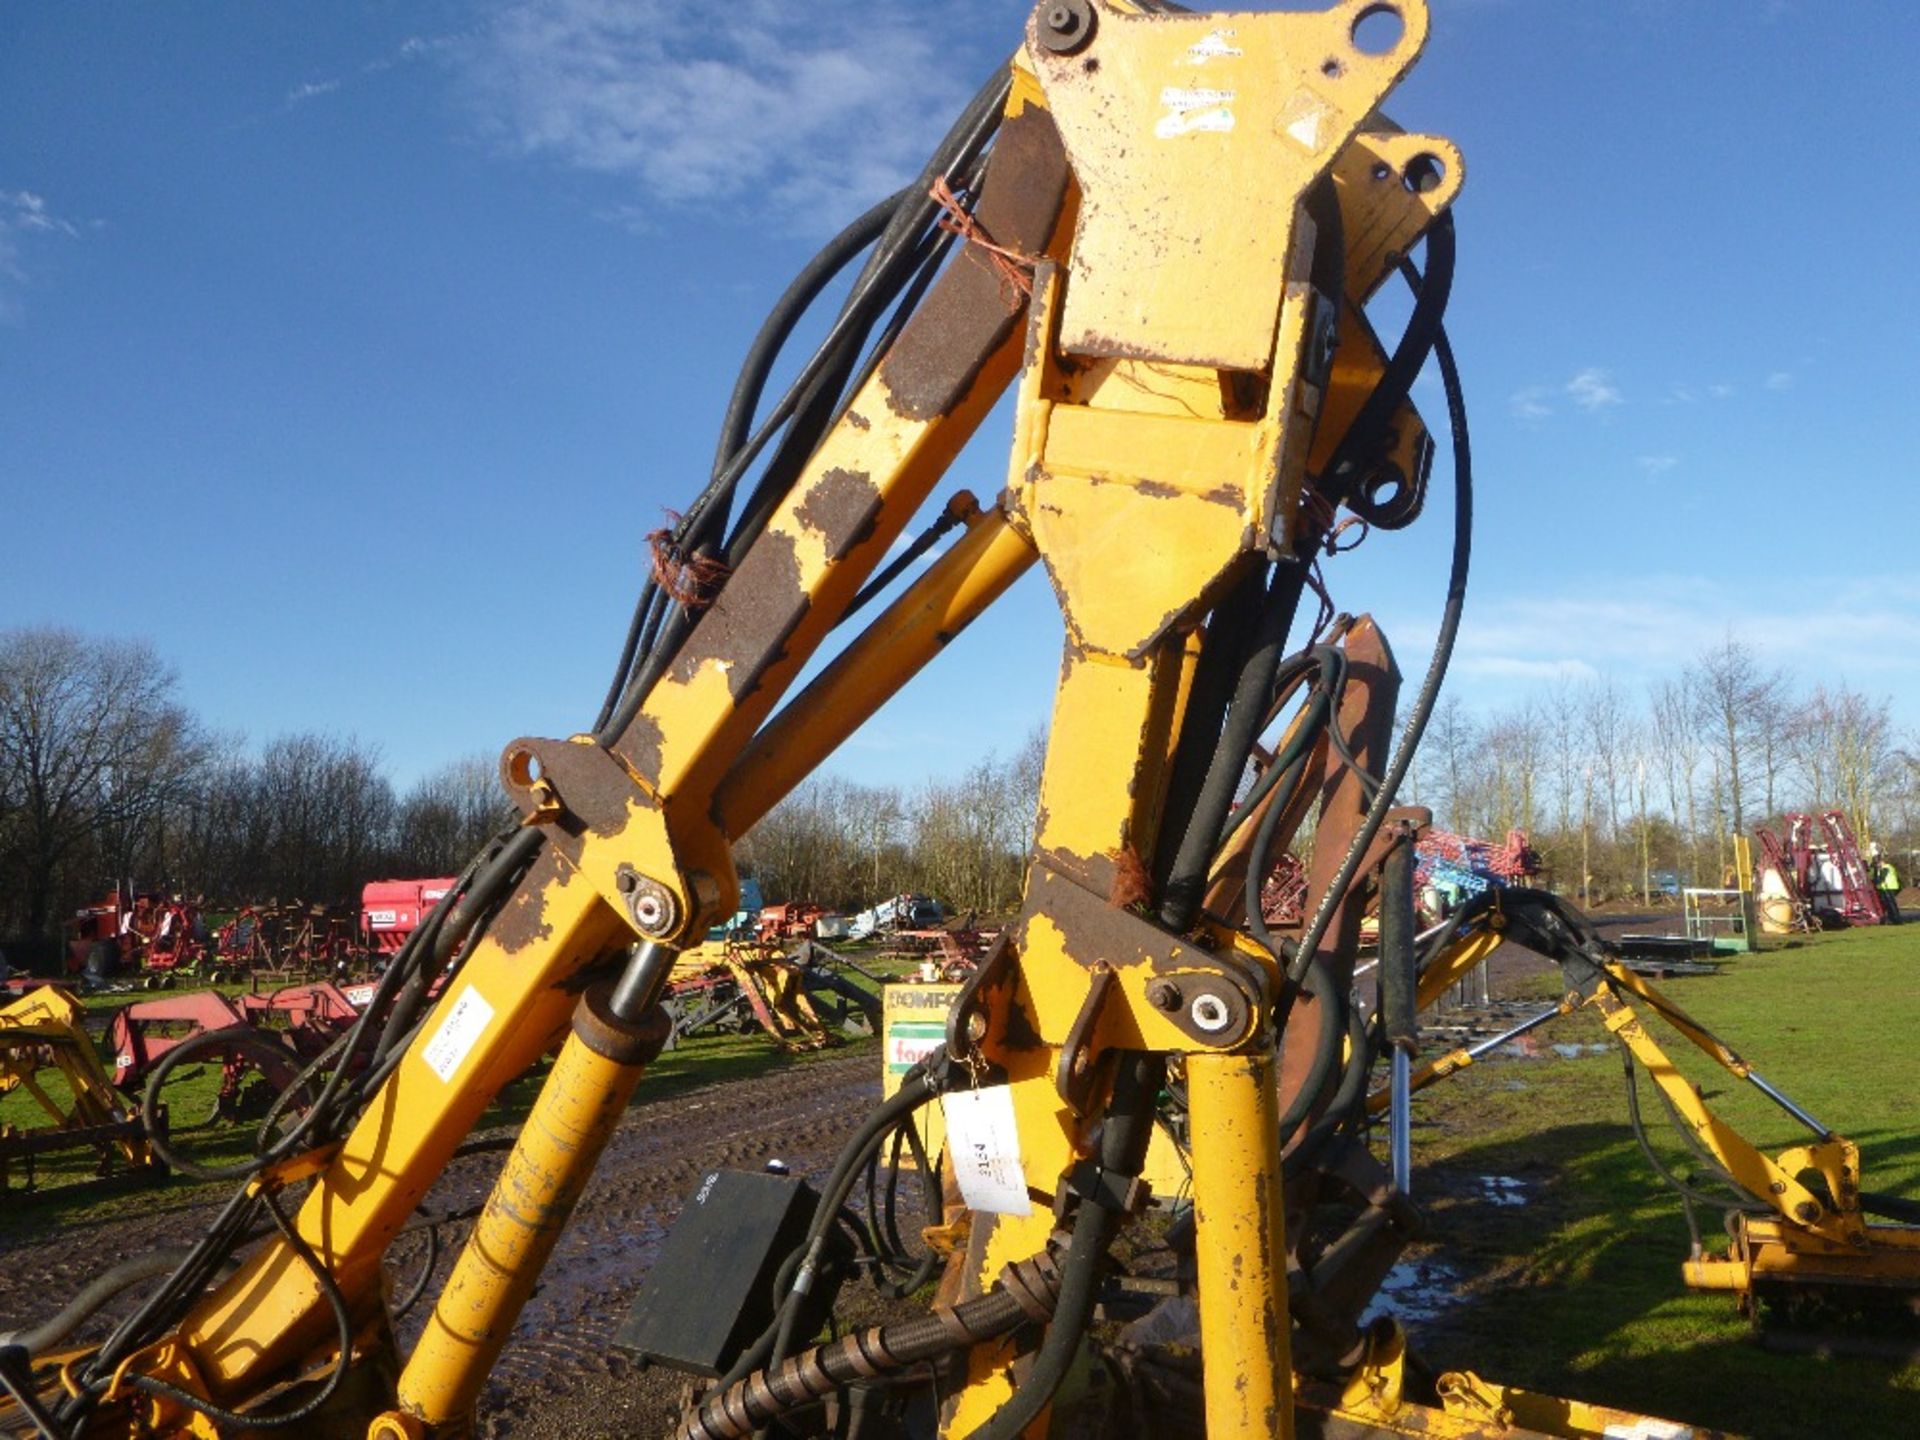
xmin=0 ymin=628 xmax=203 ymax=937
xmin=1581 ymin=675 xmax=1630 ymax=842
xmin=1691 ymin=635 xmax=1779 ymax=840
xmin=1544 ymin=676 xmax=1580 ymax=837
xmin=1426 ymin=696 xmax=1478 ymax=833
xmin=1649 ymin=678 xmax=1701 ymax=882
xmin=396 ymin=755 xmax=509 ymax=874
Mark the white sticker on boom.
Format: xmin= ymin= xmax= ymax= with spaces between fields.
xmin=1602 ymin=1422 xmax=1694 ymax=1440
xmin=422 ymin=984 xmax=495 ymax=1083
xmin=942 ymin=1086 xmax=1032 ymax=1216
xmin=1155 ymin=86 xmax=1235 ymax=140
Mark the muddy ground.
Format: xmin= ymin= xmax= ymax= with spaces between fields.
xmin=0 ymin=1053 xmax=883 ymax=1439
xmin=0 ymin=908 xmax=1679 ymax=1437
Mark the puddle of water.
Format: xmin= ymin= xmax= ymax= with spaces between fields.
xmin=1476 ymin=1174 xmax=1529 ymax=1207
xmin=1361 ymin=1255 xmax=1466 ymax=1325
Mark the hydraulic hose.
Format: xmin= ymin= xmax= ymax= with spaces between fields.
xmin=1158 ymin=562 xmax=1309 ymax=933
xmin=673 ymin=1253 xmax=1062 ymax=1440
xmin=0 ymin=1247 xmax=202 ymax=1356
xmin=1151 ymin=562 xmax=1269 ymax=905
xmin=1282 ymin=265 xmax=1470 ymax=1002
xmin=960 ymin=1051 xmax=1164 ymax=1440
xmin=1275 ymin=953 xmax=1345 ymax=1143
xmin=724 ymin=1071 xmax=940 ymax=1390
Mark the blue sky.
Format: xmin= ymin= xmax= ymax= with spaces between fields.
xmin=3 ymin=1 xmax=1916 ymax=792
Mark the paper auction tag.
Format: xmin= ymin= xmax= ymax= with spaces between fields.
xmin=941 ymin=1085 xmax=1032 ymax=1216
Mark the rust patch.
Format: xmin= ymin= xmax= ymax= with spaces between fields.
xmin=489 ymin=846 xmax=570 ymax=955
xmin=1106 ymin=845 xmax=1153 ymax=911
xmin=516 ymin=738 xmax=648 ymax=841
xmin=668 ymin=531 xmax=809 ymax=702
xmin=845 ymin=409 xmax=870 ymax=431
xmin=617 ymin=713 xmax=665 ymax=785
xmin=793 ymin=466 xmax=882 ymax=564
xmin=1133 ymin=478 xmax=1179 ymax=500
xmin=881 ymin=105 xmax=1070 ymax=420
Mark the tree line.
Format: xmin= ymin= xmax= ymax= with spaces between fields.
xmin=0 ymin=627 xmax=504 ymax=944
xmin=7 ymin=623 xmax=1915 ymax=948
xmin=735 ymin=731 xmax=1046 ymax=917
xmin=0 ymin=624 xmax=1044 ymax=946
xmin=1409 ymin=635 xmax=1918 ymax=902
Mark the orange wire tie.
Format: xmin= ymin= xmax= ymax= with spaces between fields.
xmin=647 ymin=512 xmax=731 ymax=608
xmin=929 ymin=176 xmax=1036 ymax=311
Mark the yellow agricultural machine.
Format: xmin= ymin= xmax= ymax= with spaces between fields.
xmin=2 ymin=4 xmax=1912 ymax=1439
xmin=0 ymin=987 xmax=160 ymax=1192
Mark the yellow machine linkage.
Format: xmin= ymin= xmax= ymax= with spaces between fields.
xmin=0 ymin=6 xmax=1744 ymax=1440
xmin=1376 ymin=886 xmax=1920 ymax=1327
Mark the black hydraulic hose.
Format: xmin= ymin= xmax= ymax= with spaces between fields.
xmin=1283 ymin=281 xmax=1470 ymax=1003
xmin=674 ymin=1254 xmax=1063 ymax=1440
xmin=1285 ymin=1003 xmax=1376 ymax=1178
xmin=1244 ymin=738 xmax=1320 ymax=962
xmin=597 ymin=67 xmax=1012 ymax=746
xmin=0 ymin=1247 xmax=200 ymax=1356
xmin=1217 ymin=652 xmax=1337 ymax=858
xmin=882 ymin=1122 xmax=943 ymax=1299
xmin=76 ymin=1185 xmax=262 ymax=1403
xmin=0 ymin=1345 xmax=60 ymax=1440
xmin=843 ymin=493 xmax=968 ymax=622
xmin=1319 ymin=212 xmax=1454 ymax=510
xmin=961 ymin=1052 xmax=1163 ymax=1440
xmin=1379 ymin=839 xmax=1419 ymax=1053
xmin=111 ymin=1191 xmax=355 ymax=1431
xmin=140 ymin=1026 xmax=315 ymax=1181
xmin=1275 ymin=954 xmax=1345 ymax=1143
xmin=1620 ymin=1046 xmax=1760 ymax=1213
xmin=1862 ymin=1192 xmax=1920 ymax=1224
xmin=1159 ymin=561 xmax=1309 ymax=932
xmin=592 ymin=191 xmax=906 ymax=733
xmin=1152 ymin=562 xmax=1269 ymax=898
xmin=725 ymin=1072 xmax=940 ymax=1390
xmin=707 ymin=190 xmax=908 ymax=499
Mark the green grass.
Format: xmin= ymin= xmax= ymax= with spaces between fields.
xmin=10 ymin=933 xmax=1917 ymax=1435
xmin=1406 ymin=923 xmax=1920 ymax=1437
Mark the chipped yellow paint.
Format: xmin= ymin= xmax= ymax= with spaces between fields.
xmin=1028 ymin=0 xmax=1428 ymax=370
xmin=181 ymin=854 xmax=625 ymax=1394
xmin=1188 ymin=1050 xmax=1292 ymax=1440
xmin=398 ymin=1026 xmax=653 ymax=1424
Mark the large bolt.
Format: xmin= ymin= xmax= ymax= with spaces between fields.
xmin=1189 ymin=992 xmax=1232 ymax=1034
xmin=1147 ymin=979 xmax=1183 ymax=1012
xmin=633 ymin=893 xmax=667 ymax=929
xmin=1036 ymin=0 xmax=1096 ymax=55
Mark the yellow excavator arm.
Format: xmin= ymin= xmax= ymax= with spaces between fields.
xmin=1381 ymin=887 xmax=1920 ymax=1321
xmin=0 ymin=7 xmax=1741 ymax=1440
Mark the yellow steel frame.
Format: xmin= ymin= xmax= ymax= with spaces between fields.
xmin=1372 ymin=903 xmax=1920 ymax=1317
xmin=0 ymin=985 xmax=153 ymax=1178
xmin=26 ymin=9 xmax=1720 ymax=1440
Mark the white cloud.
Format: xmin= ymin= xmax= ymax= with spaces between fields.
xmin=1565 ymin=366 xmax=1623 ymax=411
xmin=1456 ymin=655 xmax=1599 ymax=683
xmin=286 ymin=78 xmax=343 ymax=105
xmin=1764 ymin=369 xmax=1794 ymax=391
xmin=1636 ymin=454 xmax=1678 ymax=476
xmin=1708 ymin=381 xmax=1735 ymax=399
xmin=1451 ymin=574 xmax=1920 ymax=697
xmin=452 ymin=0 xmax=977 ymax=222
xmin=0 ymin=190 xmax=81 ymax=319
xmin=1509 ymin=386 xmax=1552 ymax=421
